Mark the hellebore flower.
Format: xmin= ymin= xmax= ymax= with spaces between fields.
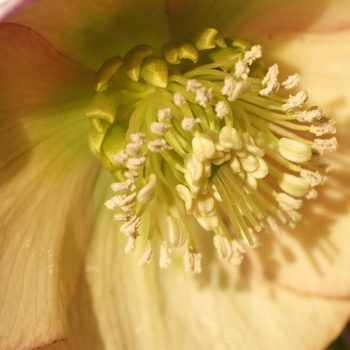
xmin=1 ymin=1 xmax=350 ymax=349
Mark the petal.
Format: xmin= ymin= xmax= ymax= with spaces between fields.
xmin=244 ymin=29 xmax=350 ymax=296
xmin=167 ymin=0 xmax=350 ymax=40
xmin=41 ymin=170 xmax=350 ymax=350
xmin=8 ymin=0 xmax=170 ymax=70
xmin=0 ymin=24 xmax=99 ymax=349
xmin=0 ymin=0 xmax=34 ymax=20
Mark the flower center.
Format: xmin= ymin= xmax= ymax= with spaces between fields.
xmin=86 ymin=28 xmax=337 ymax=273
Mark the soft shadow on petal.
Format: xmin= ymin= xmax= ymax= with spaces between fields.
xmin=42 ymin=169 xmax=350 ymax=350
xmin=8 ymin=0 xmax=169 ymax=70
xmin=233 ymin=0 xmax=350 ymax=37
xmin=245 ymin=29 xmax=350 ymax=296
xmin=0 ymin=24 xmax=99 ymax=349
xmin=167 ymin=0 xmax=333 ymax=40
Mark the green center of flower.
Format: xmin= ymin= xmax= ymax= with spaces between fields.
xmin=86 ymin=28 xmax=337 ymax=273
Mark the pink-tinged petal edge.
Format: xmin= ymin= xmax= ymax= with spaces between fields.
xmin=0 ymin=23 xmax=99 ymax=349
xmin=0 ymin=0 xmax=34 ymax=21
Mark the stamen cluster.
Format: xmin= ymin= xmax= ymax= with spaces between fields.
xmin=86 ymin=28 xmax=337 ymax=273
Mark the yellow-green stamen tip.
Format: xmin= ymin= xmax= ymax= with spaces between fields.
xmin=86 ymin=28 xmax=337 ymax=273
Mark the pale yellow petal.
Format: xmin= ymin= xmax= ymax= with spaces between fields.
xmin=167 ymin=0 xmax=350 ymax=40
xmin=0 ymin=24 xmax=98 ymax=349
xmin=40 ymin=170 xmax=350 ymax=350
xmin=243 ymin=29 xmax=350 ymax=296
xmin=8 ymin=0 xmax=169 ymax=70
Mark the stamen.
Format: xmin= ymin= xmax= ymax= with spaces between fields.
xmin=259 ymin=64 xmax=280 ymax=96
xmin=87 ymin=28 xmax=337 ymax=273
xmin=181 ymin=117 xmax=202 ymax=130
xmin=183 ymin=247 xmax=202 ymax=274
xmin=282 ymin=91 xmax=309 ymax=110
xmin=159 ymin=241 xmax=172 ymax=269
xmin=173 ymin=92 xmax=186 ymax=107
xmin=282 ymin=73 xmax=301 ymax=90
xmin=137 ymin=240 xmax=153 ymax=267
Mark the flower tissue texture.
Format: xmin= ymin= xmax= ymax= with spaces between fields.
xmin=1 ymin=0 xmax=350 ymax=350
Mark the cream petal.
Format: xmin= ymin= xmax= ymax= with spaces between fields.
xmin=8 ymin=0 xmax=169 ymax=70
xmin=233 ymin=0 xmax=350 ymax=37
xmin=167 ymin=0 xmax=350 ymax=40
xmin=40 ymin=172 xmax=350 ymax=349
xmin=0 ymin=24 xmax=99 ymax=349
xmin=242 ymin=29 xmax=350 ymax=296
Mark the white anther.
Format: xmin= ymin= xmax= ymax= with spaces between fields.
xmin=296 ymin=106 xmax=323 ymax=122
xmin=234 ymin=60 xmax=250 ymax=80
xmin=262 ymin=216 xmax=281 ymax=235
xmin=229 ymin=239 xmax=246 ymax=265
xmin=186 ymin=79 xmax=202 ymax=92
xmin=173 ymin=92 xmax=186 ymax=107
xmin=120 ymin=214 xmax=142 ymax=236
xmin=278 ymin=173 xmax=310 ymax=198
xmin=150 ymin=121 xmax=172 ymax=135
xmin=176 ymin=184 xmax=194 ymax=214
xmin=147 ymin=139 xmax=172 ymax=152
xmin=221 ymin=76 xmax=237 ymax=95
xmin=215 ymin=101 xmax=229 ymax=119
xmin=192 ymin=133 xmax=216 ymax=162
xmin=125 ymin=142 xmax=143 ymax=157
xmin=279 ymin=138 xmax=312 ymax=163
xmin=104 ymin=198 xmax=118 ymax=210
xmin=109 ymin=192 xmax=137 ymax=210
xmin=213 ymin=235 xmax=232 ymax=260
xmin=181 ymin=117 xmax=202 ymax=130
xmin=312 ymin=137 xmax=338 ymax=156
xmin=259 ymin=64 xmax=280 ymax=96
xmin=111 ymin=179 xmax=133 ymax=192
xmin=157 ymin=108 xmax=172 ymax=121
xmin=282 ymin=91 xmax=309 ymax=110
xmin=130 ymin=132 xmax=146 ymax=145
xmin=126 ymin=154 xmax=147 ymax=169
xmin=282 ymin=73 xmax=301 ymax=90
xmin=300 ymin=169 xmax=327 ymax=187
xmin=285 ymin=209 xmax=302 ymax=225
xmin=112 ymin=153 xmax=128 ymax=164
xmin=243 ymin=45 xmax=262 ymax=65
xmin=137 ymin=240 xmax=153 ymax=267
xmin=195 ymin=87 xmax=214 ymax=108
xmin=310 ymin=119 xmax=336 ymax=136
xmin=276 ymin=193 xmax=303 ymax=211
xmin=113 ymin=213 xmax=130 ymax=221
xmin=124 ymin=233 xmax=138 ymax=254
xmin=306 ymin=188 xmax=318 ymax=199
xmin=183 ymin=247 xmax=202 ymax=274
xmin=124 ymin=170 xmax=139 ymax=181
xmin=137 ymin=173 xmax=157 ymax=204
xmin=222 ymin=77 xmax=251 ymax=101
xmin=167 ymin=215 xmax=187 ymax=247
xmin=159 ymin=241 xmax=172 ymax=269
